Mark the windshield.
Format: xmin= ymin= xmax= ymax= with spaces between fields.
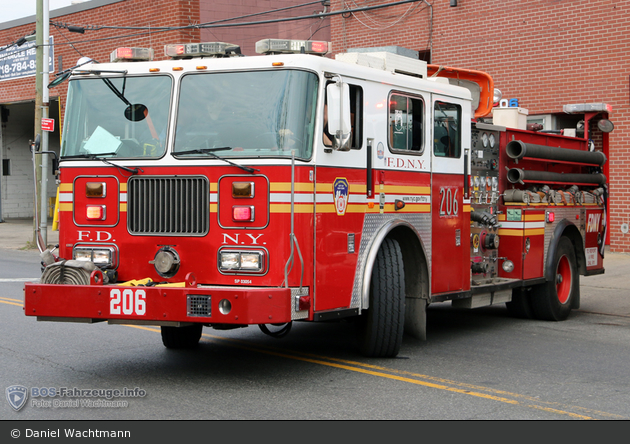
xmin=61 ymin=75 xmax=172 ymax=159
xmin=174 ymin=70 xmax=318 ymax=159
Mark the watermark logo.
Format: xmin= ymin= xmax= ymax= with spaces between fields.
xmin=6 ymin=385 xmax=28 ymax=411
xmin=6 ymin=385 xmax=145 ymax=411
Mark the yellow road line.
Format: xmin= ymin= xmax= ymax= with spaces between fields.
xmin=0 ymin=296 xmax=23 ymax=303
xmin=200 ymin=334 xmax=599 ymax=419
xmin=119 ymin=325 xmax=624 ymax=419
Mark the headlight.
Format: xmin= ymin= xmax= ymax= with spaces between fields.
xmin=220 ymin=252 xmax=240 ymax=270
xmin=92 ymin=249 xmax=113 ymax=265
xmin=219 ymin=250 xmax=266 ymax=274
xmin=73 ymin=246 xmax=116 ymax=268
xmin=74 ymin=249 xmax=93 ymax=261
xmin=240 ymin=253 xmax=261 ymax=270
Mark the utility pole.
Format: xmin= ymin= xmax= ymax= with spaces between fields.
xmin=41 ymin=0 xmax=50 ymax=248
xmin=34 ymin=0 xmax=43 ymax=246
xmin=34 ymin=0 xmax=50 ymax=248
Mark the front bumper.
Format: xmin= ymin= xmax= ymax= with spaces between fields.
xmin=24 ymin=278 xmax=293 ymax=326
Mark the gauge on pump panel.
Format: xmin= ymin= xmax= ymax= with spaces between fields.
xmin=489 ymin=133 xmax=496 ymax=148
xmin=481 ymin=132 xmax=489 ymax=148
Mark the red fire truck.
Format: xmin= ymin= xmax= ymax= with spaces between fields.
xmin=24 ymin=39 xmax=611 ymax=357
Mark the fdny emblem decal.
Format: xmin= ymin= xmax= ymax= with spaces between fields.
xmin=333 ymin=178 xmax=349 ymax=216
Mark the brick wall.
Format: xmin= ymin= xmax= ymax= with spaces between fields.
xmin=0 ymin=0 xmax=200 ymax=219
xmin=0 ymin=0 xmax=200 ymax=116
xmin=199 ymin=1 xmax=331 ymax=55
xmin=331 ymin=0 xmax=630 ymax=252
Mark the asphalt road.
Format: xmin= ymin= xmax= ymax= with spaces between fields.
xmin=1 ymin=246 xmax=630 ymax=422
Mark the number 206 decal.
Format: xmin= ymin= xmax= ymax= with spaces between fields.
xmin=110 ymin=289 xmax=146 ymax=316
xmin=439 ymin=187 xmax=459 ymax=217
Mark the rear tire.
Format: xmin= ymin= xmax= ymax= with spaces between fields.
xmin=531 ymin=236 xmax=578 ymax=321
xmin=358 ymin=238 xmax=405 ymax=357
xmin=161 ymin=324 xmax=203 ymax=349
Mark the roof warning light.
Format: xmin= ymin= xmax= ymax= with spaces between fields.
xmin=255 ymin=39 xmax=330 ymax=55
xmin=110 ymin=47 xmax=154 ymax=63
xmin=164 ymin=42 xmax=242 ymax=59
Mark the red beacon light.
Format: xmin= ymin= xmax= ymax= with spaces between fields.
xmin=164 ymin=42 xmax=241 ymax=59
xmin=232 ymin=206 xmax=254 ymax=222
xmin=546 ymin=211 xmax=555 ymax=223
xmin=255 ymin=38 xmax=331 ymax=56
xmin=109 ymin=47 xmax=154 ymax=63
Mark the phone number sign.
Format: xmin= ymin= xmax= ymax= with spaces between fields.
xmin=0 ymin=37 xmax=54 ymax=82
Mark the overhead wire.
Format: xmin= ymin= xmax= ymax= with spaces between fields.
xmin=48 ymin=0 xmax=422 ymax=38
xmin=4 ymin=1 xmax=428 ymax=57
xmin=348 ymin=0 xmax=420 ymax=30
xmin=52 ymin=1 xmax=327 ymax=32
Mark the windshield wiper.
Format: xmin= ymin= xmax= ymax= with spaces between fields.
xmin=61 ymin=152 xmax=117 ymax=159
xmin=60 ymin=153 xmax=142 ymax=175
xmin=174 ymin=148 xmax=259 ymax=174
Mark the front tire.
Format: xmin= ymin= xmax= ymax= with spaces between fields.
xmin=531 ymin=236 xmax=579 ymax=321
xmin=161 ymin=324 xmax=203 ymax=349
xmin=358 ymin=238 xmax=405 ymax=357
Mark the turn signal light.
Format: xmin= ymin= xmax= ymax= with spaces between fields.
xmin=86 ymin=182 xmax=106 ymax=198
xmin=232 ymin=182 xmax=254 ymax=198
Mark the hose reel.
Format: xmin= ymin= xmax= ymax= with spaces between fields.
xmin=40 ymin=260 xmax=99 ymax=285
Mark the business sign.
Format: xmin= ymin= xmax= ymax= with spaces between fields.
xmin=0 ymin=36 xmax=54 ymax=82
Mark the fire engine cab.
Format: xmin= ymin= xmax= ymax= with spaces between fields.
xmin=24 ymin=38 xmax=610 ymax=357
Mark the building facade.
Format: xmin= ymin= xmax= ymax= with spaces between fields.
xmin=330 ymin=0 xmax=629 ymax=252
xmin=0 ymin=0 xmax=329 ymax=221
xmin=2 ymin=0 xmax=628 ymax=252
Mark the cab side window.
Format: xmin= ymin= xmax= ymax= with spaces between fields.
xmin=388 ymin=93 xmax=424 ymax=154
xmin=323 ymin=83 xmax=363 ymax=150
xmin=433 ymin=101 xmax=461 ymax=158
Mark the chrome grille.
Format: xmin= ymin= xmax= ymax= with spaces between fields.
xmin=127 ymin=176 xmax=209 ymax=235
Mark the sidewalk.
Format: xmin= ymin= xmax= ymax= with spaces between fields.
xmin=0 ymin=218 xmax=59 ymax=250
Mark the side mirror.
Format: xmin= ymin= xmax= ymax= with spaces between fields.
xmin=48 ymin=71 xmax=71 ymax=89
xmin=326 ymin=82 xmax=352 ymax=151
xmin=124 ymin=104 xmax=148 ymax=122
xmin=52 ymin=157 xmax=59 ymax=178
xmin=34 ymin=134 xmax=41 ymax=152
xmin=597 ymin=119 xmax=614 ymax=133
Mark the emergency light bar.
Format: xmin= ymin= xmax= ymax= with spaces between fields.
xmin=164 ymin=42 xmax=241 ymax=59
xmin=563 ymin=103 xmax=612 ymax=114
xmin=110 ymin=47 xmax=154 ymax=62
xmin=255 ymin=39 xmax=330 ymax=55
